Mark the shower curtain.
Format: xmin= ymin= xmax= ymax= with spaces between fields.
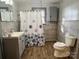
xmin=20 ymin=10 xmax=45 ymax=46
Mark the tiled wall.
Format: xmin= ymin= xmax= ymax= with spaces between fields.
xmin=64 ymin=21 xmax=79 ymax=36
xmin=0 ymin=21 xmax=18 ymax=36
xmin=43 ymin=22 xmax=57 ymax=41
xmin=58 ymin=0 xmax=79 ymax=42
xmin=0 ymin=1 xmax=18 ymax=37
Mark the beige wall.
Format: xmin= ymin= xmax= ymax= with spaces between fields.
xmin=58 ymin=0 xmax=79 ymax=42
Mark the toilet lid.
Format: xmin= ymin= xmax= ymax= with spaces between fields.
xmin=54 ymin=42 xmax=66 ymax=48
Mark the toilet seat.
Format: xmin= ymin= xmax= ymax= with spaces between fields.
xmin=54 ymin=42 xmax=66 ymax=47
xmin=53 ymin=42 xmax=67 ymax=50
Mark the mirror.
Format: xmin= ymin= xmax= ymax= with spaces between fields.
xmin=0 ymin=0 xmax=15 ymax=22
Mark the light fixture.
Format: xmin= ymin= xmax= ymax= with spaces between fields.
xmin=0 ymin=0 xmax=9 ymax=5
xmin=1 ymin=0 xmax=6 ymax=2
xmin=5 ymin=0 xmax=9 ymax=4
xmin=0 ymin=0 xmax=6 ymax=4
xmin=0 ymin=0 xmax=13 ymax=5
xmin=9 ymin=0 xmax=13 ymax=5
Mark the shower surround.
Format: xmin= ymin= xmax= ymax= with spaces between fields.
xmin=20 ymin=10 xmax=45 ymax=46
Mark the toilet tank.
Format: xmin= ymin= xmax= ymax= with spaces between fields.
xmin=65 ymin=34 xmax=76 ymax=47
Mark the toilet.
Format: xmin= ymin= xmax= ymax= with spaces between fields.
xmin=53 ymin=42 xmax=70 ymax=58
xmin=53 ymin=34 xmax=76 ymax=58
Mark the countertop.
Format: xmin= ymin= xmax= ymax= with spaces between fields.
xmin=11 ymin=32 xmax=24 ymax=37
xmin=3 ymin=32 xmax=24 ymax=38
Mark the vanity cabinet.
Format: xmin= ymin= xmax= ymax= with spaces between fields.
xmin=3 ymin=32 xmax=25 ymax=59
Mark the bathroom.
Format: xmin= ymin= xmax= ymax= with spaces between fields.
xmin=0 ymin=0 xmax=79 ymax=59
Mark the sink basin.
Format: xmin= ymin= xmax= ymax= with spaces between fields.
xmin=11 ymin=32 xmax=24 ymax=37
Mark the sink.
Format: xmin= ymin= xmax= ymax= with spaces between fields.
xmin=3 ymin=32 xmax=24 ymax=38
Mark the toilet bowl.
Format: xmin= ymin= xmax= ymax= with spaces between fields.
xmin=53 ymin=42 xmax=70 ymax=57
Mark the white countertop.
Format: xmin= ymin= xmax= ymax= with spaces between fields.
xmin=11 ymin=32 xmax=24 ymax=37
xmin=3 ymin=32 xmax=24 ymax=38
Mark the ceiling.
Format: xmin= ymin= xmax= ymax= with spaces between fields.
xmin=13 ymin=0 xmax=60 ymax=4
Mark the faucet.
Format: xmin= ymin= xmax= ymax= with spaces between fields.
xmin=8 ymin=28 xmax=14 ymax=37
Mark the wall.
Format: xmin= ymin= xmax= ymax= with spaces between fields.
xmin=0 ymin=1 xmax=18 ymax=36
xmin=58 ymin=0 xmax=79 ymax=42
xmin=15 ymin=2 xmax=59 ymax=41
xmin=12 ymin=1 xmax=18 ymax=31
xmin=16 ymin=2 xmax=59 ymax=22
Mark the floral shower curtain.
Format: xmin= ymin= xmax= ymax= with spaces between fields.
xmin=20 ymin=10 xmax=45 ymax=46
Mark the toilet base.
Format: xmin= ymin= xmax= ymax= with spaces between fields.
xmin=54 ymin=50 xmax=70 ymax=58
xmin=54 ymin=56 xmax=71 ymax=59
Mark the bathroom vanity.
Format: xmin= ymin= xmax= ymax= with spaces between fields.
xmin=75 ymin=38 xmax=79 ymax=59
xmin=3 ymin=32 xmax=25 ymax=59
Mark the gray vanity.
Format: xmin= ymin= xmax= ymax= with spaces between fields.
xmin=3 ymin=32 xmax=25 ymax=59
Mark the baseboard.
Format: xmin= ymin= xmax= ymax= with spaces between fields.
xmin=45 ymin=39 xmax=57 ymax=42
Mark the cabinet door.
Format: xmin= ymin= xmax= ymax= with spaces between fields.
xmin=21 ymin=36 xmax=25 ymax=53
xmin=4 ymin=39 xmax=20 ymax=59
xmin=23 ymin=39 xmax=25 ymax=51
xmin=50 ymin=7 xmax=59 ymax=21
xmin=18 ymin=36 xmax=25 ymax=56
